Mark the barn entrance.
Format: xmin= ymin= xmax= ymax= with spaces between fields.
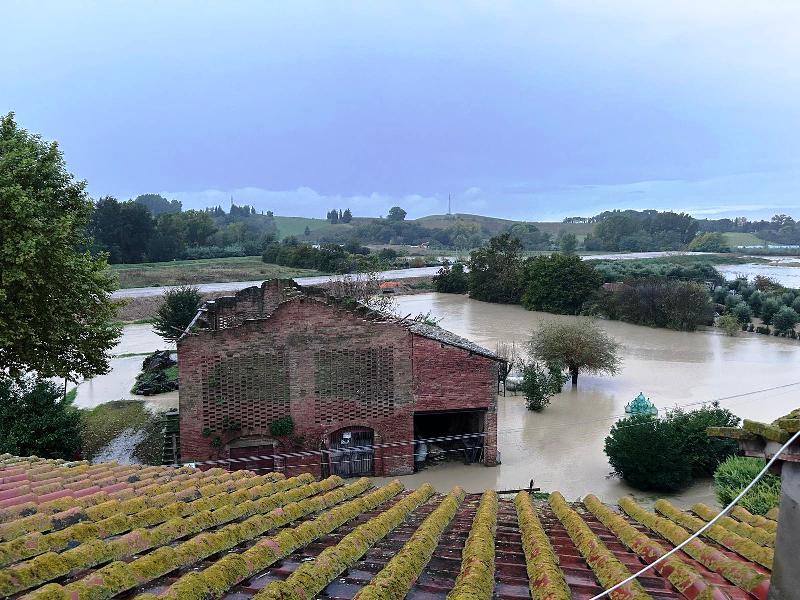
xmin=327 ymin=427 xmax=375 ymax=477
xmin=413 ymin=409 xmax=486 ymax=468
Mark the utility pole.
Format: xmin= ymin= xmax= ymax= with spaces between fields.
xmin=447 ymin=194 xmax=452 ymax=216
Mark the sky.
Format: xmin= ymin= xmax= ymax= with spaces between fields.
xmin=3 ymin=1 xmax=800 ymax=221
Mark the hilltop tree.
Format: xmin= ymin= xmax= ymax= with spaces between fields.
xmin=0 ymin=113 xmax=121 ymax=381
xmin=530 ymin=319 xmax=621 ymax=386
xmin=341 ymin=208 xmax=353 ymax=223
xmin=387 ymin=206 xmax=407 ymax=221
xmin=134 ymin=193 xmax=181 ymax=216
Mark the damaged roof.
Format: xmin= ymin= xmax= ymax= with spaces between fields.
xmin=184 ymin=278 xmax=502 ymax=361
xmin=0 ymin=454 xmax=774 ymax=600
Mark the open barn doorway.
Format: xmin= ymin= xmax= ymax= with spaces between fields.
xmin=413 ymin=408 xmax=486 ymax=469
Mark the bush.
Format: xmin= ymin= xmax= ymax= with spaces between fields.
xmin=714 ymin=456 xmax=781 ymax=515
xmin=716 ymin=313 xmax=740 ymax=336
xmin=731 ymin=301 xmax=752 ymax=324
xmin=433 ymin=261 xmax=469 ymax=294
xmin=519 ymin=362 xmax=567 ymax=411
xmin=0 ymin=376 xmax=82 ymax=459
xmin=771 ymin=306 xmax=799 ymax=334
xmin=80 ymin=400 xmax=164 ymax=464
xmin=153 ymin=285 xmax=203 ymax=341
xmin=520 ymin=254 xmax=602 ymax=314
xmin=760 ymin=298 xmax=781 ymax=325
xmin=604 ymin=404 xmax=740 ymax=492
xmin=756 ymin=325 xmax=770 ymax=334
xmin=604 ymin=415 xmax=693 ymax=491
xmin=269 ymin=416 xmax=295 ymax=437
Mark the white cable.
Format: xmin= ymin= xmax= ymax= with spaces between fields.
xmin=589 ymin=428 xmax=800 ymax=600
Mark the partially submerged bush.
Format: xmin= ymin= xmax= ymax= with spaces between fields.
xmin=714 ymin=456 xmax=781 ymax=515
xmin=604 ymin=404 xmax=739 ymax=491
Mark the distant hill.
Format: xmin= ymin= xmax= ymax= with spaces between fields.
xmin=273 ymin=216 xmax=331 ymax=238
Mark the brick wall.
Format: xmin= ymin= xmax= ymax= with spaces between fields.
xmin=178 ymin=295 xmax=498 ymax=475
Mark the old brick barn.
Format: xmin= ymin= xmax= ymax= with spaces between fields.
xmin=177 ymin=279 xmax=503 ymax=477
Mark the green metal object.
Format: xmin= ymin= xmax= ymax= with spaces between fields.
xmin=625 ymin=392 xmax=658 ymax=416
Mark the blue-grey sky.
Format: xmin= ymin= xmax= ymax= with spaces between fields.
xmin=3 ymin=1 xmax=799 ymax=220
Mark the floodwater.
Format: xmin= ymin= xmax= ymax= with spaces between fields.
xmin=717 ymin=261 xmax=800 ymax=288
xmin=82 ymin=296 xmax=800 ymax=507
xmin=70 ymin=324 xmax=177 ymax=410
xmin=372 ymin=293 xmax=800 ymax=505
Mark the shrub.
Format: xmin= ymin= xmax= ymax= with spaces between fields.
xmin=269 ymin=416 xmax=295 ymax=437
xmin=760 ymin=298 xmax=781 ymax=325
xmin=153 ymin=286 xmax=202 ymax=341
xmin=731 ymin=302 xmax=752 ymax=324
xmin=0 ymin=376 xmax=82 ymax=459
xmin=771 ymin=306 xmax=799 ymax=334
xmin=604 ymin=404 xmax=740 ymax=492
xmin=714 ymin=457 xmax=781 ymax=515
xmin=519 ymin=362 xmax=567 ymax=411
xmin=716 ymin=313 xmax=740 ymax=336
xmin=520 ymin=254 xmax=602 ymax=314
xmin=80 ymin=400 xmax=164 ymax=464
xmin=433 ymin=261 xmax=469 ymax=294
xmin=756 ymin=325 xmax=770 ymax=334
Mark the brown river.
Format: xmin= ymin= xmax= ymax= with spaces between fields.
xmin=74 ymin=293 xmax=800 ymax=506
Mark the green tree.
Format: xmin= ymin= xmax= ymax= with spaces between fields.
xmin=519 ymin=362 xmax=567 ymax=411
xmin=530 ymin=319 xmax=621 ymax=386
xmin=520 ymin=254 xmax=601 ymax=314
xmin=717 ymin=313 xmax=740 ymax=336
xmin=341 ymin=208 xmax=353 ymax=223
xmin=772 ymin=306 xmax=799 ymax=334
xmin=387 ymin=206 xmax=407 ymax=221
xmin=468 ymin=233 xmax=524 ymax=303
xmin=731 ymin=301 xmax=752 ymax=324
xmin=761 ymin=298 xmax=781 ymax=325
xmin=558 ymin=231 xmax=578 ymax=255
xmin=0 ymin=376 xmax=82 ymax=459
xmin=134 ymin=193 xmax=181 ymax=216
xmin=433 ymin=261 xmax=469 ymax=294
xmin=0 ymin=113 xmax=121 ymax=381
xmin=153 ymin=286 xmax=203 ymax=341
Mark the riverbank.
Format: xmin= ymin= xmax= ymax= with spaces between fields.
xmin=109 ymin=256 xmax=324 ymax=288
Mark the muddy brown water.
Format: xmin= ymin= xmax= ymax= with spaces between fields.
xmin=76 ymin=295 xmax=800 ymax=505
xmin=375 ymin=293 xmax=800 ymax=504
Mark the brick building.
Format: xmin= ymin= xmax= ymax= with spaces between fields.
xmin=177 ymin=279 xmax=503 ymax=477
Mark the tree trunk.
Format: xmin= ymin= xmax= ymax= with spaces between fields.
xmin=570 ymin=367 xmax=579 ymax=386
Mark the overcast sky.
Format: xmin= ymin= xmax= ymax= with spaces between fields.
xmin=3 ymin=1 xmax=799 ymax=220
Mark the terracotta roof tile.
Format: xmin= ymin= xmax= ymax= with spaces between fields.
xmin=0 ymin=454 xmax=773 ymax=599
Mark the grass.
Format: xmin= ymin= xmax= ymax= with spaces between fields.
xmin=109 ymin=256 xmax=324 ymax=288
xmin=273 ymin=215 xmax=331 ymax=238
xmin=80 ymin=400 xmax=164 ymax=465
xmin=722 ymin=232 xmax=767 ymax=248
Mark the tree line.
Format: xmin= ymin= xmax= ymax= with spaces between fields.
xmin=434 ymin=233 xmax=719 ymax=332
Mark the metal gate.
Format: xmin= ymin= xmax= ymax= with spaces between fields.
xmin=329 ymin=428 xmax=374 ymax=477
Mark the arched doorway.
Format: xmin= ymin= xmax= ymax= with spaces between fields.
xmin=328 ymin=427 xmax=374 ymax=477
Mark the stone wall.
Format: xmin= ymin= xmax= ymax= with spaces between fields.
xmin=178 ymin=294 xmax=498 ymax=476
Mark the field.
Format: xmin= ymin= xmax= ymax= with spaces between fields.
xmin=109 ymin=256 xmax=323 ymax=288
xmin=722 ymin=232 xmax=767 ymax=248
xmin=273 ymin=215 xmax=331 ymax=238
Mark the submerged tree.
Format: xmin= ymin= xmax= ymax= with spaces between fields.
xmin=0 ymin=113 xmax=121 ymax=381
xmin=530 ymin=319 xmax=621 ymax=386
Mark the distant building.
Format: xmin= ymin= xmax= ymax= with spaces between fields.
xmin=177 ymin=280 xmax=503 ymax=477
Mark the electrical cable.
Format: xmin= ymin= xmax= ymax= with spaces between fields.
xmin=589 ymin=428 xmax=800 ymax=600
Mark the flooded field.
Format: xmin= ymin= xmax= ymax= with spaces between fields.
xmin=79 ymin=294 xmax=800 ymax=506
xmin=375 ymin=293 xmax=800 ymax=504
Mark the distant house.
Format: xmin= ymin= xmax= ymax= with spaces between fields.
xmin=378 ymin=281 xmax=402 ymax=295
xmin=177 ymin=280 xmax=503 ymax=477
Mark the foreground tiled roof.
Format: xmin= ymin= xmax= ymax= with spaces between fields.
xmin=0 ymin=454 xmax=773 ymax=600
